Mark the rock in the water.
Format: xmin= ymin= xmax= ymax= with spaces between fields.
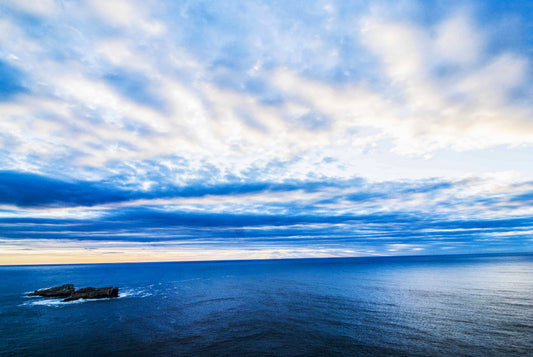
xmin=62 ymin=287 xmax=119 ymax=302
xmin=28 ymin=284 xmax=75 ymax=298
xmin=28 ymin=284 xmax=119 ymax=302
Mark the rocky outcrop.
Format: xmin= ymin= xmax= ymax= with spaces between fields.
xmin=28 ymin=285 xmax=119 ymax=302
xmin=28 ymin=284 xmax=75 ymax=298
xmin=62 ymin=287 xmax=119 ymax=302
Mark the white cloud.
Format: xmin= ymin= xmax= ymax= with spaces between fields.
xmin=0 ymin=0 xmax=58 ymax=17
xmin=361 ymin=19 xmax=428 ymax=81
xmin=455 ymin=54 xmax=528 ymax=105
xmin=95 ymin=39 xmax=152 ymax=72
xmin=269 ymin=12 xmax=533 ymax=159
xmin=434 ymin=11 xmax=484 ymax=66
xmin=87 ymin=0 xmax=166 ymax=35
xmin=0 ymin=1 xmax=532 ymax=185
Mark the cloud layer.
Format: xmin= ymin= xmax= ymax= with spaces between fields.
xmin=0 ymin=0 xmax=532 ymax=263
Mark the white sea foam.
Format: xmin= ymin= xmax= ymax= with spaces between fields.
xmin=19 ymin=296 xmax=129 ymax=307
xmin=19 ymin=298 xmax=83 ymax=307
xmin=119 ymin=288 xmax=153 ymax=298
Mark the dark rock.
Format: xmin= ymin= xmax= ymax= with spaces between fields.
xmin=62 ymin=287 xmax=119 ymax=302
xmin=28 ymin=284 xmax=119 ymax=302
xmin=28 ymin=284 xmax=75 ymax=298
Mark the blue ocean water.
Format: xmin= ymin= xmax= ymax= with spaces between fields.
xmin=1 ymin=254 xmax=532 ymax=356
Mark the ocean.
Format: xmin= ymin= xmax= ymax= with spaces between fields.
xmin=1 ymin=254 xmax=532 ymax=356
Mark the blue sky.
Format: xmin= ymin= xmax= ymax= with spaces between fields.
xmin=0 ymin=0 xmax=532 ymax=264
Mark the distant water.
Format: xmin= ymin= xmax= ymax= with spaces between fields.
xmin=1 ymin=254 xmax=532 ymax=356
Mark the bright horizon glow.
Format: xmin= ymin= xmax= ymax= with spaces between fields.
xmin=0 ymin=241 xmax=385 ymax=265
xmin=1 ymin=0 xmax=532 ymax=264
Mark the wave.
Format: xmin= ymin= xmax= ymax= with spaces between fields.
xmin=118 ymin=287 xmax=153 ymax=299
xmin=19 ymin=298 xmax=84 ymax=307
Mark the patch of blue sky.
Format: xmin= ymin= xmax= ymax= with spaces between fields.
xmin=293 ymin=112 xmax=332 ymax=131
xmin=243 ymin=79 xmax=285 ymax=107
xmin=103 ymin=69 xmax=167 ymax=111
xmin=0 ymin=60 xmax=26 ymax=100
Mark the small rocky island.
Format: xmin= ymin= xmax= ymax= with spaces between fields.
xmin=29 ymin=284 xmax=119 ymax=302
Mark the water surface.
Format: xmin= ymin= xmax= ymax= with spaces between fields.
xmin=1 ymin=254 xmax=532 ymax=356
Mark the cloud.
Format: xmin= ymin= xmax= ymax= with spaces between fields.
xmin=0 ymin=170 xmax=361 ymax=207
xmin=273 ymin=13 xmax=533 ymax=157
xmin=1 ymin=1 xmax=532 ymax=184
xmin=87 ymin=0 xmax=166 ymax=35
xmin=0 ymin=0 xmax=59 ymax=17
xmin=1 ymin=171 xmax=532 ymax=253
xmin=434 ymin=11 xmax=484 ymax=66
xmin=2 ymin=200 xmax=532 ymax=263
xmin=0 ymin=1 xmax=532 ymax=262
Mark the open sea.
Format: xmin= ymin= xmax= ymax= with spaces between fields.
xmin=1 ymin=253 xmax=532 ymax=356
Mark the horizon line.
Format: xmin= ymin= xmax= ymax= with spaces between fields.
xmin=2 ymin=251 xmax=531 ymax=268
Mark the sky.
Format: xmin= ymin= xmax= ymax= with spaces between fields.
xmin=0 ymin=0 xmax=532 ymax=264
